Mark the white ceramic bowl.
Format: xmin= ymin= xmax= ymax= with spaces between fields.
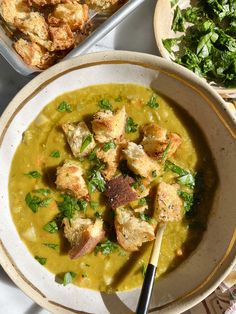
xmin=0 ymin=51 xmax=236 ymax=314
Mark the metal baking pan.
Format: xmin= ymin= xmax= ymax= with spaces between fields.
xmin=0 ymin=0 xmax=145 ymax=76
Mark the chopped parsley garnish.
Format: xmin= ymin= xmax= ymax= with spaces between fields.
xmin=43 ymin=220 xmax=58 ymax=233
xmin=57 ymin=101 xmax=72 ymax=112
xmin=63 ymin=272 xmax=76 ymax=286
xmin=87 ymin=169 xmax=106 ymax=193
xmin=90 ymin=201 xmax=98 ymax=210
xmin=25 ymin=192 xmax=51 ymax=213
xmin=57 ymin=194 xmax=80 ymax=219
xmin=138 ymin=198 xmax=147 ymax=206
xmin=94 ymin=211 xmax=102 ymax=219
xmin=165 ymin=160 xmax=195 ymax=189
xmin=147 ymin=95 xmax=159 ymax=109
xmin=125 ymin=117 xmax=138 ymax=133
xmin=98 ymin=99 xmax=113 ymax=110
xmin=164 ymin=1 xmax=236 ymax=87
xmin=25 ymin=171 xmax=42 ymax=179
xmin=115 ymin=96 xmax=122 ymax=102
xmin=50 ymin=150 xmax=60 ymax=158
xmin=43 ymin=243 xmax=59 ymax=251
xmin=80 ymin=134 xmax=93 ymax=153
xmin=103 ymin=141 xmax=116 ymax=152
xmin=34 ymin=188 xmax=51 ymax=196
xmin=77 ymin=199 xmax=88 ymax=212
xmin=141 ymin=262 xmax=147 ymax=277
xmin=162 ymin=142 xmax=172 ymax=161
xmin=178 ymin=190 xmax=194 ymax=212
xmin=95 ymin=240 xmax=118 ymax=256
xmin=140 ymin=212 xmax=152 ymax=222
xmin=35 ymin=256 xmax=47 ymax=265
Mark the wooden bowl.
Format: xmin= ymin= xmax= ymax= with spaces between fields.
xmin=154 ymin=0 xmax=236 ymax=96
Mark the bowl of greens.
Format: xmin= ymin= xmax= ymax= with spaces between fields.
xmin=154 ymin=0 xmax=236 ymax=95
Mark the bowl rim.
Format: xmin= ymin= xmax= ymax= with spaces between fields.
xmin=0 ymin=50 xmax=235 ymax=314
xmin=153 ymin=0 xmax=236 ymax=96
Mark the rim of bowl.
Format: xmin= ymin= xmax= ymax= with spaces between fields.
xmin=0 ymin=50 xmax=235 ymax=314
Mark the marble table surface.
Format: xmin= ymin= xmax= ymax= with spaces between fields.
xmin=0 ymin=1 xmax=160 ymax=313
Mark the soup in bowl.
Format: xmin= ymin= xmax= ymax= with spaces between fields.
xmin=0 ymin=51 xmax=235 ymax=314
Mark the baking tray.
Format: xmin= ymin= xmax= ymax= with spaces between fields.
xmin=0 ymin=0 xmax=145 ymax=76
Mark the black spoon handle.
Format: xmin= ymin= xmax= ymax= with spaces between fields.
xmin=136 ymin=263 xmax=157 ymax=314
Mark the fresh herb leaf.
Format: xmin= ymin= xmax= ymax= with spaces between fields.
xmin=43 ymin=243 xmax=59 ymax=251
xmin=90 ymin=201 xmax=98 ymax=210
xmin=63 ymin=272 xmax=76 ymax=286
xmin=171 ymin=0 xmax=178 ymax=7
xmin=43 ymin=220 xmax=58 ymax=233
xmin=25 ymin=193 xmax=51 ymax=213
xmin=50 ymin=150 xmax=60 ymax=158
xmin=57 ymin=194 xmax=80 ymax=219
xmin=35 ymin=256 xmax=47 ymax=265
xmin=77 ymin=199 xmax=87 ymax=212
xmin=80 ymin=134 xmax=93 ymax=153
xmin=88 ymin=148 xmax=97 ymax=161
xmin=147 ymin=95 xmax=159 ymax=108
xmin=25 ymin=171 xmax=42 ymax=179
xmin=34 ymin=188 xmax=51 ymax=196
xmin=103 ymin=141 xmax=116 ymax=152
xmin=95 ymin=240 xmax=118 ymax=256
xmin=138 ymin=198 xmax=147 ymax=206
xmin=140 ymin=212 xmax=151 ymax=222
xmin=172 ymin=5 xmax=185 ymax=32
xmin=57 ymin=101 xmax=72 ymax=113
xmin=87 ymin=169 xmax=106 ymax=193
xmin=141 ymin=263 xmax=147 ymax=277
xmin=162 ymin=38 xmax=178 ymax=53
xmin=125 ymin=117 xmax=138 ymax=133
xmin=165 ymin=160 xmax=188 ymax=176
xmin=115 ymin=96 xmax=122 ymax=102
xmin=162 ymin=142 xmax=172 ymax=161
xmin=178 ymin=190 xmax=194 ymax=212
xmin=177 ymin=173 xmax=195 ymax=189
xmin=98 ymin=99 xmax=112 ymax=110
xmin=94 ymin=211 xmax=102 ymax=219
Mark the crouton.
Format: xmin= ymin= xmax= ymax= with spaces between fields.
xmin=55 ymin=160 xmax=89 ymax=199
xmin=123 ymin=142 xmax=161 ymax=181
xmin=14 ymin=12 xmax=53 ymax=50
xmin=115 ymin=207 xmax=155 ymax=252
xmin=96 ymin=143 xmax=124 ymax=180
xmin=86 ymin=0 xmax=120 ymax=10
xmin=0 ymin=0 xmax=29 ymax=26
xmin=62 ymin=121 xmax=96 ymax=158
xmin=49 ymin=23 xmax=74 ymax=50
xmin=105 ymin=175 xmax=138 ymax=210
xmin=48 ymin=2 xmax=89 ymax=31
xmin=155 ymin=182 xmax=183 ymax=222
xmin=92 ymin=106 xmax=127 ymax=144
xmin=141 ymin=123 xmax=182 ymax=161
xmin=63 ymin=216 xmax=105 ymax=259
xmin=13 ymin=38 xmax=54 ymax=69
xmin=28 ymin=0 xmax=64 ymax=5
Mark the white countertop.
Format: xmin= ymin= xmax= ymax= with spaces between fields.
xmin=0 ymin=1 xmax=160 ymax=313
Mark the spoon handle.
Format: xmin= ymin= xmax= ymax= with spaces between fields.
xmin=136 ymin=223 xmax=166 ymax=314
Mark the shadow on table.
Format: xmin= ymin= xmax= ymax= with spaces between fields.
xmin=114 ymin=0 xmax=159 ymax=55
xmin=0 ymin=265 xmax=15 ymax=287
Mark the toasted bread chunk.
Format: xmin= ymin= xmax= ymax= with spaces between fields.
xmin=55 ymin=160 xmax=89 ymax=199
xmin=62 ymin=121 xmax=96 ymax=158
xmin=105 ymin=175 xmax=137 ymax=210
xmin=141 ymin=123 xmax=182 ymax=161
xmin=92 ymin=106 xmax=127 ymax=144
xmin=28 ymin=0 xmax=64 ymax=5
xmin=0 ymin=0 xmax=29 ymax=26
xmin=48 ymin=2 xmax=89 ymax=31
xmin=86 ymin=0 xmax=120 ymax=10
xmin=123 ymin=142 xmax=160 ymax=181
xmin=96 ymin=143 xmax=124 ymax=180
xmin=115 ymin=207 xmax=155 ymax=252
xmin=13 ymin=38 xmax=54 ymax=69
xmin=155 ymin=182 xmax=183 ymax=222
xmin=63 ymin=216 xmax=105 ymax=259
xmin=49 ymin=23 xmax=74 ymax=50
